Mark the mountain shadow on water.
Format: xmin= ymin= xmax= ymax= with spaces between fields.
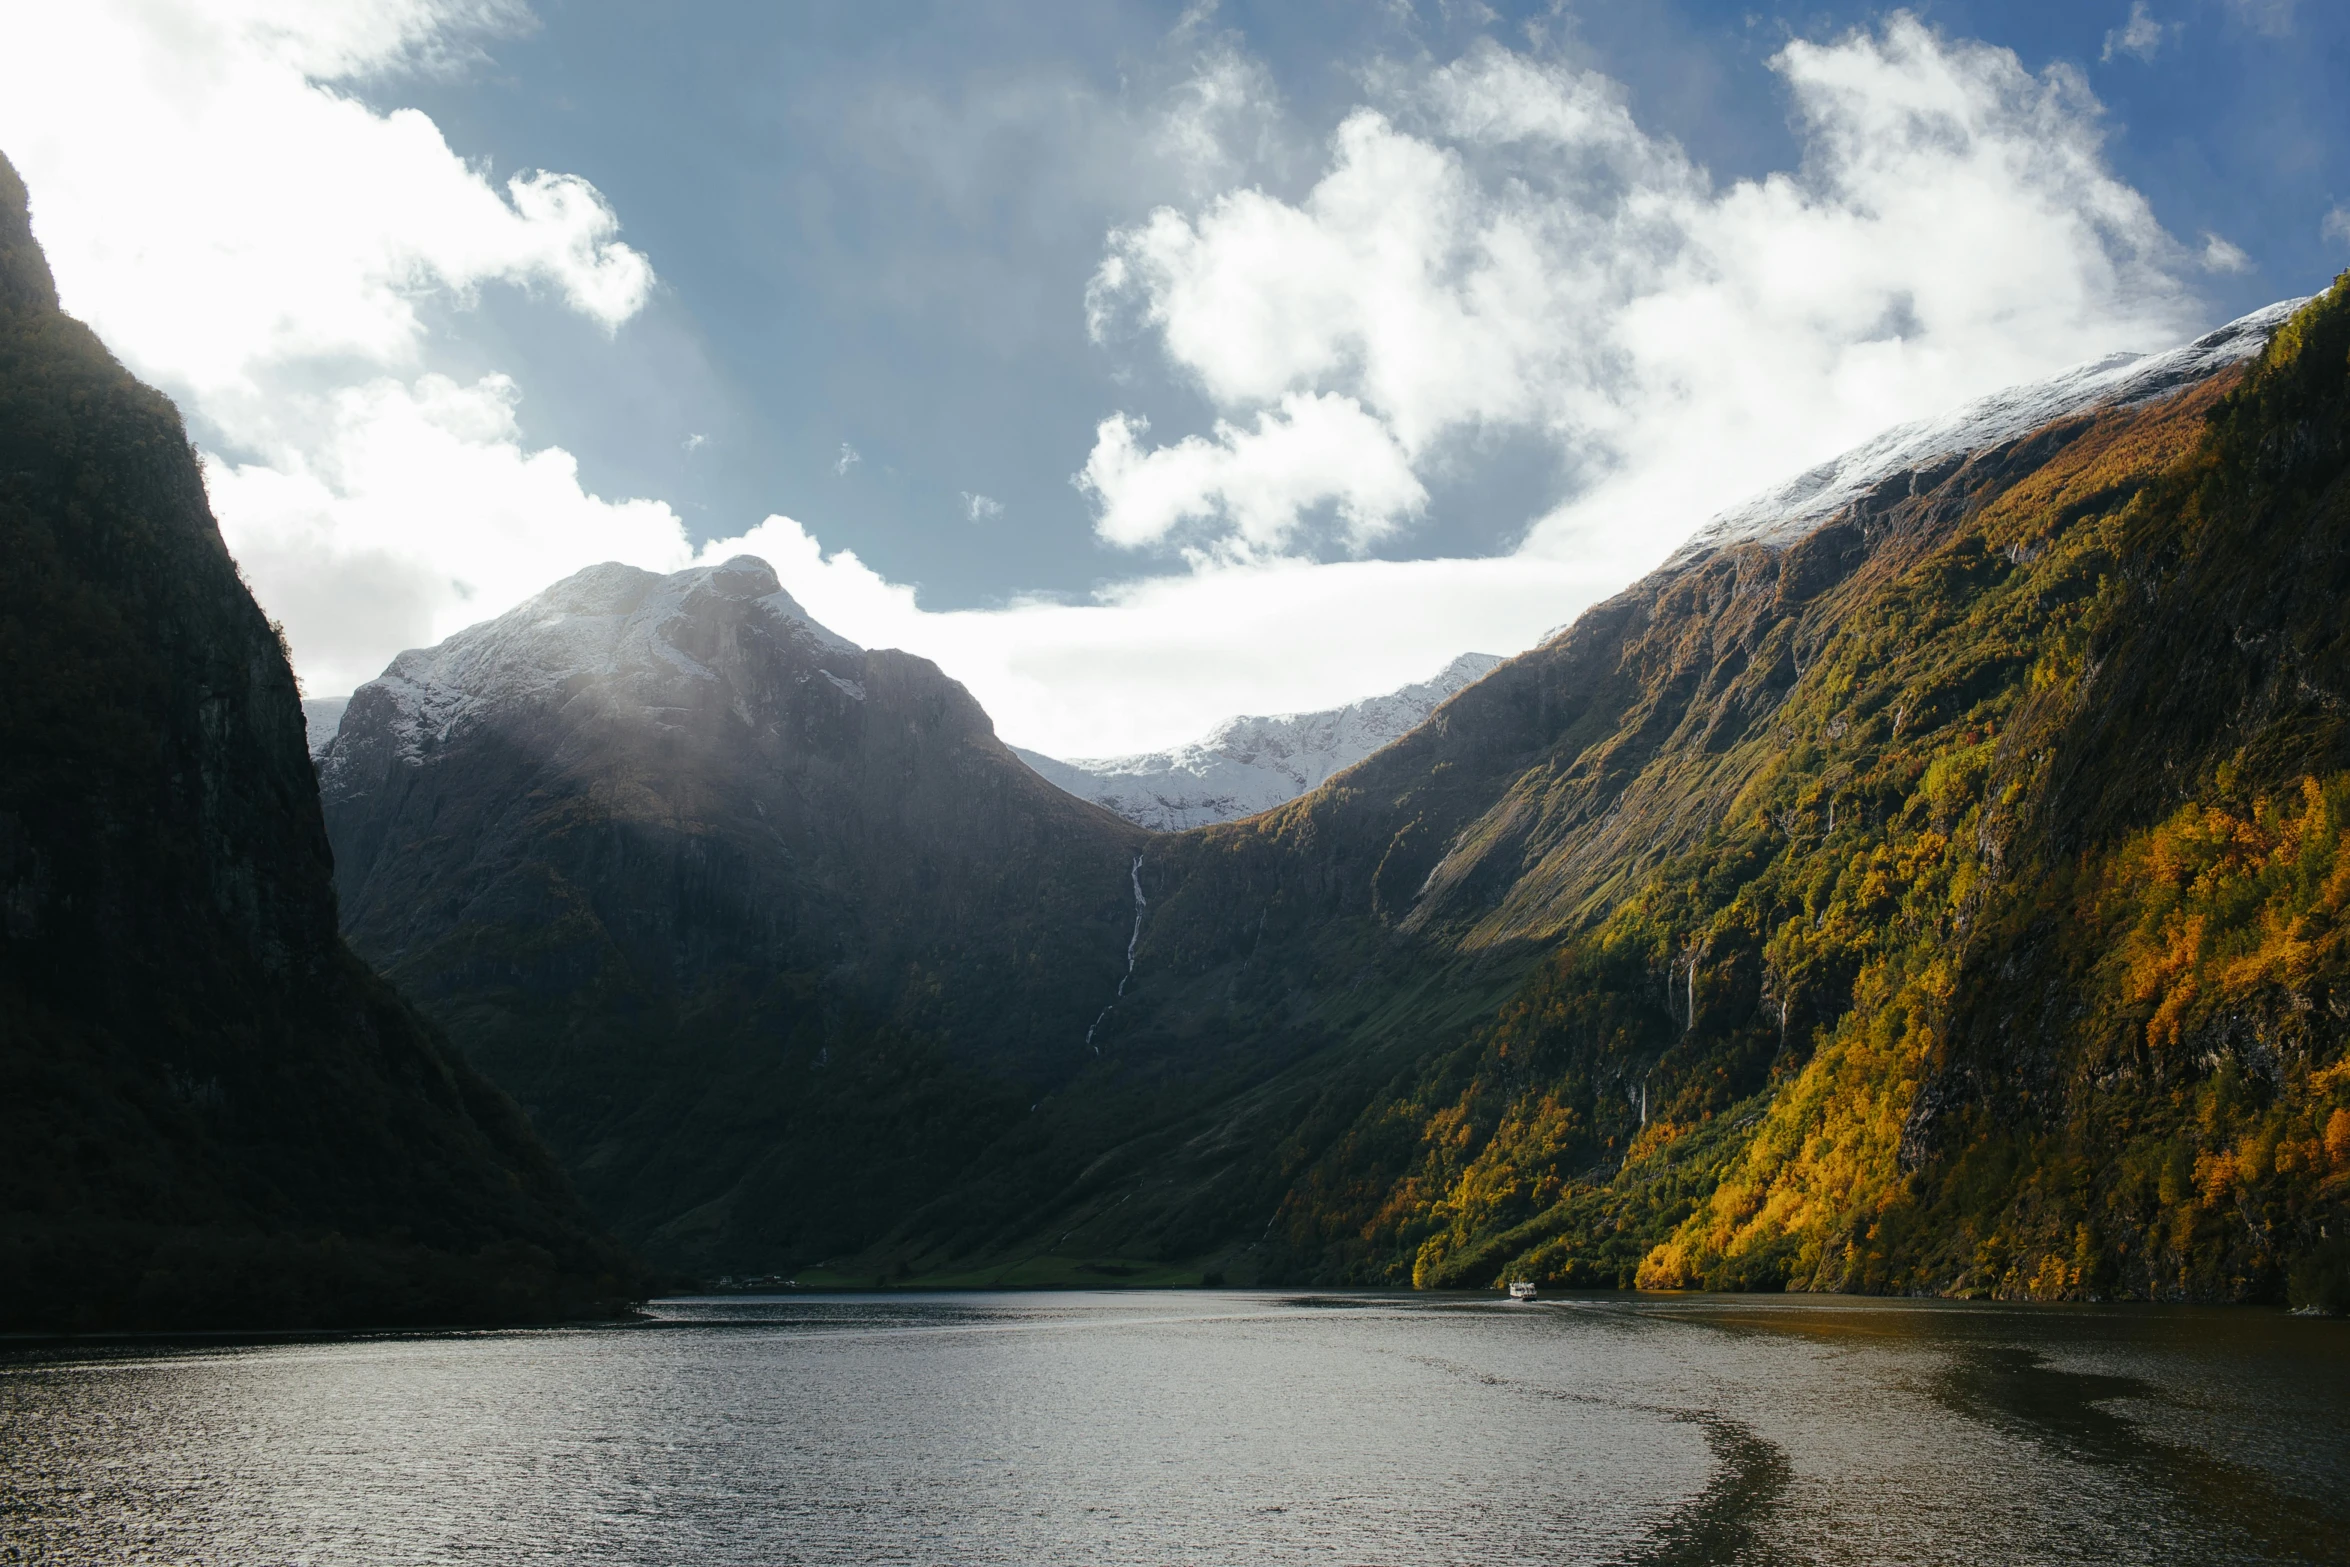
xmin=0 ymin=152 xmax=641 ymax=1332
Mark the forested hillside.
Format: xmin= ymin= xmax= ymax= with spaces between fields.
xmin=1166 ymin=279 xmax=2350 ymax=1308
xmin=854 ymin=283 xmax=2350 ymax=1308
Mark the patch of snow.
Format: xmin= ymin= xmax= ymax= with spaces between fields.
xmin=301 ymin=696 xmax=349 ymax=760
xmin=818 ymin=670 xmax=866 ymax=701
xmin=1672 ymin=298 xmax=2307 ymax=563
xmin=1019 ymin=652 xmax=1503 ymax=832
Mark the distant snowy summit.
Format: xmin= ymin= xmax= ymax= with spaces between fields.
xmin=298 ymin=557 xmax=1497 ymax=832
xmin=1016 ymin=652 xmax=1504 ymax=832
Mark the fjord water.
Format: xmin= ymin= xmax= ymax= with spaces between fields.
xmin=4 ymin=1293 xmax=2345 ymax=1565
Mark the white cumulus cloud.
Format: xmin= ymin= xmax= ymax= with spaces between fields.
xmin=1 ymin=3 xmax=650 ymax=396
xmin=1084 ymin=17 xmax=2200 ymax=583
xmin=0 ymin=0 xmax=674 ymax=696
xmin=1076 ymin=396 xmax=1425 ymax=558
xmin=203 ymin=374 xmax=691 ymax=692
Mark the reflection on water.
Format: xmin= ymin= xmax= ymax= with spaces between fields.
xmin=2 ymin=1292 xmax=2345 ymax=1565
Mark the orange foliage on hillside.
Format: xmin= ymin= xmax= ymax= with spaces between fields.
xmin=2101 ymin=776 xmax=2350 ymax=1051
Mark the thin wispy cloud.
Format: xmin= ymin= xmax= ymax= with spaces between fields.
xmin=2226 ymin=0 xmax=2297 ymax=38
xmin=2201 ymin=233 xmax=2254 ymax=273
xmin=962 ymin=491 xmax=1004 ymax=522
xmin=2103 ymin=3 xmax=2171 ymax=63
xmin=835 ymin=442 xmax=861 ymax=475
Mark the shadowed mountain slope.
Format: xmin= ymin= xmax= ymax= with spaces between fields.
xmin=0 ymin=153 xmax=638 ymax=1331
xmin=317 ymin=560 xmax=1149 ymax=1273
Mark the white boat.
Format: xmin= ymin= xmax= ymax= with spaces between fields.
xmin=1508 ymin=1280 xmax=1537 ymax=1301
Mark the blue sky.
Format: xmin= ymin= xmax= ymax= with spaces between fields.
xmin=3 ymin=0 xmax=2343 ymax=751
xmin=386 ymin=0 xmax=2349 ymax=604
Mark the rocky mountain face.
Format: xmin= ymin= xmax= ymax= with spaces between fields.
xmin=316 ymin=557 xmax=1147 ymax=1274
xmin=1015 ymin=653 xmax=1503 ymax=831
xmin=0 ymin=153 xmax=637 ymax=1331
xmin=315 ymin=284 xmax=2350 ymax=1309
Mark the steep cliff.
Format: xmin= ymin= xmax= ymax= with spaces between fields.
xmin=1100 ymin=286 xmax=2350 ymax=1307
xmin=0 ymin=153 xmax=637 ymax=1330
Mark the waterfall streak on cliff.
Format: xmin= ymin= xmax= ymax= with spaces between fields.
xmin=1086 ymin=854 xmax=1148 ymax=1052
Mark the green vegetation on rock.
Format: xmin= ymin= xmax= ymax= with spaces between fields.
xmin=1244 ymin=279 xmax=2350 ymax=1308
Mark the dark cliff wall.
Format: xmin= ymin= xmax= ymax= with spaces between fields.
xmin=0 ymin=152 xmax=638 ymax=1331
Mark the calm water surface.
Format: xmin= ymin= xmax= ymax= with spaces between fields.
xmin=2 ymin=1291 xmax=2346 ymax=1565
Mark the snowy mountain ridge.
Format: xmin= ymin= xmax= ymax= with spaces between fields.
xmin=311 ymin=557 xmax=858 ymax=777
xmin=1016 ymin=652 xmax=1505 ymax=832
xmin=302 ymin=696 xmax=350 ymax=760
xmin=1671 ymin=299 xmax=2306 ymax=564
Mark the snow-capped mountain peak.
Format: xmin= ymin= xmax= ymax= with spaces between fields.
xmin=311 ymin=556 xmax=859 ymax=773
xmin=1016 ymin=651 xmax=1504 ymax=832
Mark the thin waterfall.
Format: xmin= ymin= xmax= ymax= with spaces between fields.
xmin=1085 ymin=852 xmax=1148 ymax=1053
